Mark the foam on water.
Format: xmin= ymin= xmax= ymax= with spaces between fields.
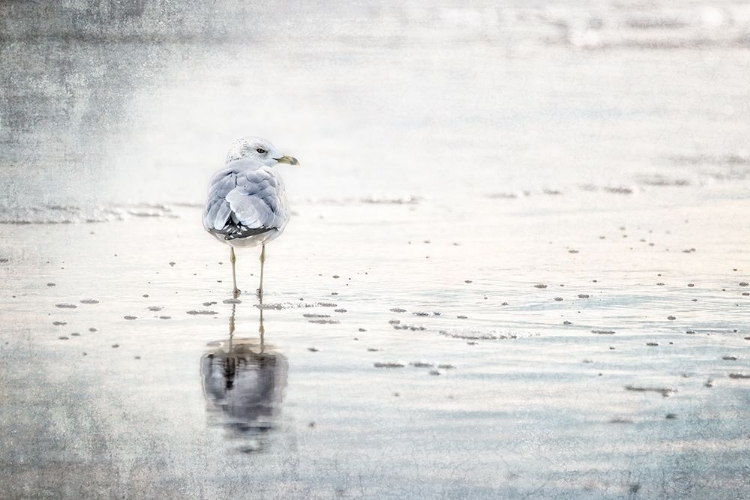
xmin=0 ymin=203 xmax=176 ymax=224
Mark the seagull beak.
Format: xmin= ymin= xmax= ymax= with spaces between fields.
xmin=276 ymin=155 xmax=299 ymax=165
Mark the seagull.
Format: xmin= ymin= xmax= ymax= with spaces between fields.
xmin=203 ymin=137 xmax=298 ymax=300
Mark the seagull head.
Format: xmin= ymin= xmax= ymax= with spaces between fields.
xmin=225 ymin=136 xmax=298 ymax=167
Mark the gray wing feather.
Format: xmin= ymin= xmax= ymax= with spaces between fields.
xmin=226 ymin=189 xmax=269 ymax=228
xmin=203 ymin=161 xmax=288 ymax=240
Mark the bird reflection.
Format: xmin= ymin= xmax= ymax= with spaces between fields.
xmin=200 ymin=302 xmax=287 ymax=453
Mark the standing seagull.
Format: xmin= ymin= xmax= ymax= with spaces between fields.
xmin=203 ymin=137 xmax=298 ymax=299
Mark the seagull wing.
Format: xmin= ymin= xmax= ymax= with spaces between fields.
xmin=203 ymin=162 xmax=288 ymax=241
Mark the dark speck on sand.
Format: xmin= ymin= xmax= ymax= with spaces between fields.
xmin=374 ymin=362 xmax=405 ymax=368
xmin=625 ymin=385 xmax=675 ymax=397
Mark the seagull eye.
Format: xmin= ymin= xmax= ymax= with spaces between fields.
xmin=256 ymin=148 xmax=267 ymax=154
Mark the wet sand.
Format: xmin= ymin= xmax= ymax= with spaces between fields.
xmin=3 ymin=1 xmax=750 ymax=498
xmin=1 ymin=188 xmax=749 ymax=499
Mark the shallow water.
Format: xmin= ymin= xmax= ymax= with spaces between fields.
xmin=2 ymin=1 xmax=750 ymax=499
xmin=2 ymin=192 xmax=749 ymax=498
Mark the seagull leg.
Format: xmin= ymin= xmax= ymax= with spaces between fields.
xmin=257 ymin=243 xmax=266 ymax=301
xmin=230 ymin=247 xmax=240 ymax=298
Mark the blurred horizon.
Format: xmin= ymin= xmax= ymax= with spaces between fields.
xmin=1 ymin=0 xmax=749 ymax=214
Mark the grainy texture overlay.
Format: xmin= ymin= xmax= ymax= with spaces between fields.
xmin=1 ymin=2 xmax=749 ymax=499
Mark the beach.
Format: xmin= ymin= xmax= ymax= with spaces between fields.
xmin=2 ymin=1 xmax=750 ymax=498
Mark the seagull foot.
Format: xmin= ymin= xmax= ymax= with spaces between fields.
xmin=233 ymin=288 xmax=241 ymax=299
